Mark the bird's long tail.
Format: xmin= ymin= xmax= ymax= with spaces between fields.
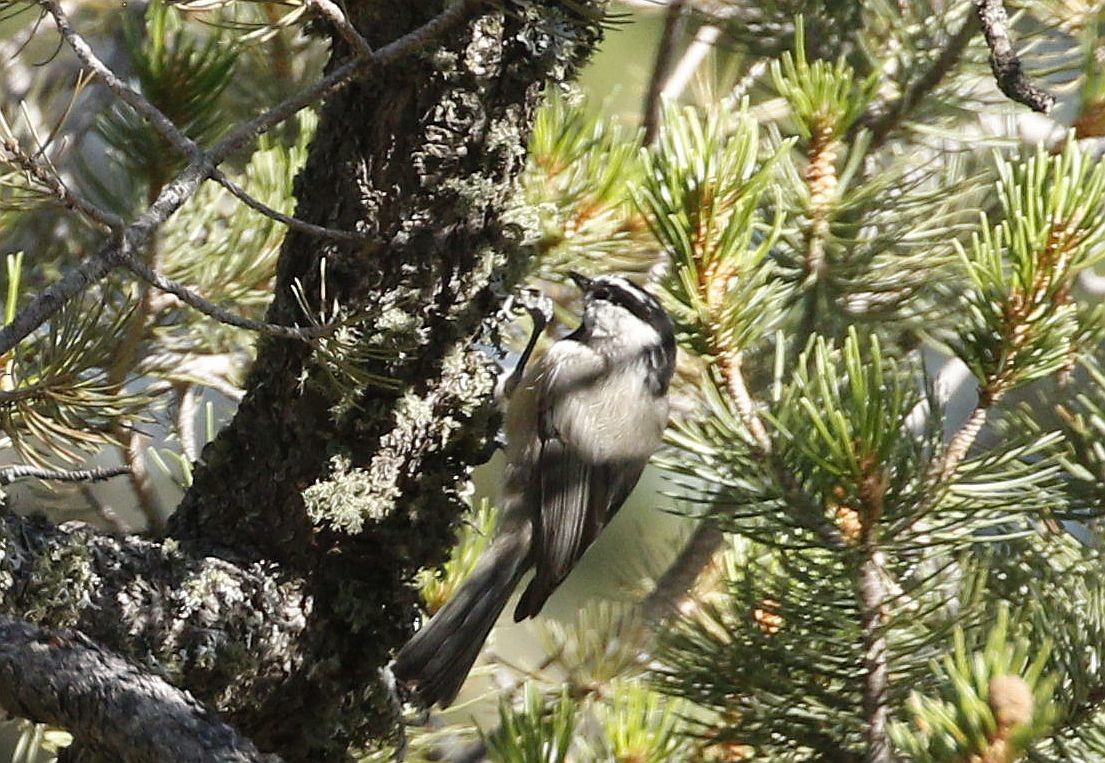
xmin=393 ymin=524 xmax=531 ymax=707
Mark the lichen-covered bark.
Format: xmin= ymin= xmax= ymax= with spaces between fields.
xmin=0 ymin=516 xmax=309 ymax=718
xmin=148 ymin=0 xmax=606 ymax=758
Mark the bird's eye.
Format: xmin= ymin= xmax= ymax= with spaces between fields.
xmin=592 ymin=286 xmax=610 ymax=300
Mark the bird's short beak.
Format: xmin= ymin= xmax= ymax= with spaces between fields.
xmin=567 ymin=271 xmax=593 ymax=292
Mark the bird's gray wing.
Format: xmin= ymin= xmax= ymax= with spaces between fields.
xmin=513 ymin=355 xmax=647 ymax=620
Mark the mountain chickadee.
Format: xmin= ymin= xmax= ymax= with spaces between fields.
xmin=394 ymin=272 xmax=676 ymax=707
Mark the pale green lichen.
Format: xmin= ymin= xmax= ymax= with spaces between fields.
xmin=23 ymin=537 xmax=98 ymax=628
xmin=172 ymin=566 xmax=247 ymax=671
xmin=304 ymin=454 xmax=394 ymax=535
xmin=0 ymin=542 xmax=12 ymax=600
xmin=440 ymin=174 xmax=503 ymax=217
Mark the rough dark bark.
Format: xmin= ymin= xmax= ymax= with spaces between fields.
xmin=0 ymin=615 xmax=277 ymax=763
xmin=0 ymin=1 xmax=605 ymax=761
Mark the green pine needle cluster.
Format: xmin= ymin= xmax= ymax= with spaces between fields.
xmin=892 ymin=607 xmax=1060 ymax=762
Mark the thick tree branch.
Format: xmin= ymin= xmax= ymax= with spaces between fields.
xmin=2 ymin=1 xmax=604 ymax=758
xmin=0 ymin=513 xmax=312 ymax=738
xmin=164 ymin=1 xmax=606 ymax=755
xmin=0 ymin=616 xmax=277 ymax=763
xmin=975 ymin=0 xmax=1056 ymax=113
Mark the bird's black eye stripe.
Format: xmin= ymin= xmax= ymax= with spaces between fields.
xmin=594 ymin=282 xmax=654 ymax=322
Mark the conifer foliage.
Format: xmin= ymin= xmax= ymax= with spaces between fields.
xmin=391 ymin=3 xmax=1105 ymax=762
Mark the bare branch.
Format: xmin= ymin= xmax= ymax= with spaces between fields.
xmin=639 ymin=520 xmax=724 ymax=626
xmin=39 ymin=0 xmax=196 ymax=159
xmin=39 ymin=0 xmax=369 ymax=242
xmin=0 ymin=463 xmax=130 ymax=486
xmin=0 ymin=615 xmax=278 ymax=763
xmin=122 ymin=430 xmax=164 ymax=536
xmin=864 ymin=11 xmax=979 ymax=148
xmin=213 ymin=170 xmax=374 ymax=242
xmin=78 ymin=484 xmax=131 ymax=534
xmin=975 ymin=0 xmax=1056 ymax=114
xmin=660 ymin=24 xmax=720 ymax=103
xmin=117 ymin=250 xmax=326 ymax=340
xmin=0 ymin=132 xmax=124 ymax=232
xmin=175 ymin=383 xmax=199 ymax=463
xmin=0 ymin=245 xmax=120 ymax=357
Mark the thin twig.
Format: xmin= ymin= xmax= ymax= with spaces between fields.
xmin=105 ymin=262 xmax=164 ymax=535
xmin=123 ymin=429 xmax=164 ymax=536
xmin=78 ymin=483 xmax=131 ymax=534
xmin=975 ymin=0 xmax=1056 ymax=113
xmin=0 ymin=463 xmax=131 ymax=485
xmin=40 ymin=0 xmax=369 ymax=243
xmin=722 ymin=351 xmax=772 ymax=454
xmin=892 ymin=387 xmax=999 ymax=539
xmin=935 ymin=398 xmax=992 ymax=482
xmin=854 ymin=466 xmax=895 ymax=763
xmin=40 ymin=0 xmax=194 ymax=157
xmin=719 ymin=351 xmax=847 ymax=549
xmin=118 ymin=250 xmax=326 ymax=340
xmin=0 ymin=0 xmax=486 ymax=357
xmin=0 ymin=133 xmax=124 ymax=232
xmin=723 ymin=58 xmax=768 ymax=107
xmin=175 ymin=383 xmax=199 ymax=463
xmin=213 ymin=169 xmax=373 ymax=242
xmin=641 ymin=0 xmax=687 ymax=145
xmin=0 ymin=247 xmax=119 ymax=356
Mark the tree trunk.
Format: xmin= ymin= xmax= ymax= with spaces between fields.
xmin=169 ymin=1 xmax=605 ymax=755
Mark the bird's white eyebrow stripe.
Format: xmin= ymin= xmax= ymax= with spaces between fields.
xmin=593 ymin=276 xmax=652 ymax=304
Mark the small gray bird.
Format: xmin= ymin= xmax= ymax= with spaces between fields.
xmin=393 ymin=273 xmax=676 ymax=707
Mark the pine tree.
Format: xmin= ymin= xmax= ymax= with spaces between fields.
xmin=3 ymin=1 xmax=1105 ymax=762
